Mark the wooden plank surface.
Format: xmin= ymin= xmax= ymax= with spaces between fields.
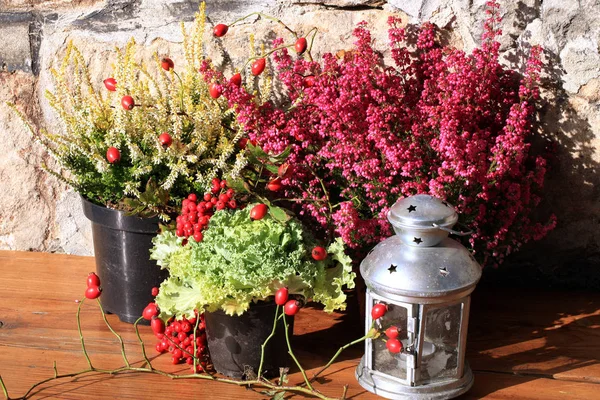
xmin=0 ymin=250 xmax=599 ymax=399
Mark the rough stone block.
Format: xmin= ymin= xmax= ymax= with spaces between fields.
xmin=0 ymin=15 xmax=33 ymax=72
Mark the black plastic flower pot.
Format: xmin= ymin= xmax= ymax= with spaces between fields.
xmin=204 ymin=301 xmax=293 ymax=379
xmin=81 ymin=197 xmax=168 ymax=324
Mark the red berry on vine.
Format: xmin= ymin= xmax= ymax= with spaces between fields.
xmin=106 ymin=147 xmax=121 ymax=164
xmin=213 ymin=23 xmax=229 ymax=37
xmin=177 ymin=332 xmax=187 ymax=342
xmin=121 ymin=95 xmax=135 ymax=110
xmin=161 ymin=57 xmax=174 ymax=71
xmin=193 ymin=232 xmax=203 ymax=242
xmin=219 ymin=193 xmax=229 ymax=203
xmin=284 ymin=299 xmax=301 ymax=316
xmin=303 ymin=75 xmax=316 ymax=88
xmin=251 ymin=58 xmax=266 ymax=76
xmin=151 ymin=286 xmax=159 ymax=296
xmin=227 ymin=199 xmax=237 ymax=209
xmin=220 ymin=180 xmax=227 ymax=188
xmin=103 ymin=77 xmax=117 ymax=91
xmin=250 ymin=203 xmax=268 ymax=220
xmin=171 ymin=355 xmax=180 ymax=365
xmin=385 ymin=326 xmax=400 ymax=339
xmin=295 ymin=37 xmax=307 ymax=54
xmin=267 ymin=178 xmax=282 ymax=192
xmin=311 ymin=246 xmax=327 ymax=261
xmin=275 ymin=287 xmax=289 ymax=306
xmin=143 ymin=302 xmax=159 ymax=320
xmin=151 ymin=317 xmax=165 ymax=336
xmin=188 ymin=193 xmax=197 ymax=202
xmin=371 ymin=303 xmax=387 ymax=320
xmin=87 ymin=272 xmax=100 ymax=287
xmin=203 ymin=193 xmax=212 ymax=202
xmin=155 ymin=342 xmax=164 ymax=353
xmin=216 ymin=201 xmax=226 ymax=210
xmin=159 ymin=132 xmax=172 ymax=147
xmin=209 ymin=83 xmax=222 ymax=99
xmin=230 ymin=73 xmax=242 ymax=87
xmin=85 ymin=285 xmax=102 ymax=300
xmin=386 ymin=338 xmax=402 ymax=354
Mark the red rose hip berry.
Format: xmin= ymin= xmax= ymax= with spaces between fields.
xmin=106 ymin=147 xmax=121 ymax=164
xmin=267 ymin=178 xmax=282 ymax=192
xmin=85 ymin=285 xmax=102 ymax=300
xmin=275 ymin=287 xmax=289 ymax=306
xmin=209 ymin=83 xmax=222 ymax=99
xmin=159 ymin=132 xmax=172 ymax=147
xmin=251 ymin=58 xmax=266 ymax=76
xmin=294 ymin=37 xmax=307 ymax=55
xmin=213 ymin=23 xmax=229 ymax=37
xmin=230 ymin=73 xmax=242 ymax=87
xmin=311 ymin=246 xmax=327 ymax=261
xmin=87 ymin=272 xmax=100 ymax=287
xmin=161 ymin=57 xmax=174 ymax=71
xmin=151 ymin=317 xmax=165 ymax=336
xmin=284 ymin=299 xmax=301 ymax=316
xmin=143 ymin=302 xmax=159 ymax=320
xmin=371 ymin=303 xmax=387 ymax=320
xmin=121 ymin=95 xmax=135 ymax=110
xmin=151 ymin=286 xmax=159 ymax=296
xmin=386 ymin=338 xmax=402 ymax=354
xmin=385 ymin=326 xmax=400 ymax=339
xmin=250 ymin=203 xmax=268 ymax=220
xmin=103 ymin=77 xmax=117 ymax=91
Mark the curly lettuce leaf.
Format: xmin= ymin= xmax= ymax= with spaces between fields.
xmin=312 ymin=238 xmax=356 ymax=312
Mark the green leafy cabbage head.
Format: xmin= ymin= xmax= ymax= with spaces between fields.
xmin=150 ymin=205 xmax=355 ymax=317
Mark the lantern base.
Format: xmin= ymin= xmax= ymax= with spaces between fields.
xmin=356 ymin=357 xmax=474 ymax=400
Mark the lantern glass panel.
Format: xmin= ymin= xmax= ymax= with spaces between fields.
xmin=418 ymin=302 xmax=463 ymax=384
xmin=372 ymin=301 xmax=409 ymax=380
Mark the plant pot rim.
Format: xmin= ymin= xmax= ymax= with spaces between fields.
xmin=81 ymin=195 xmax=160 ymax=233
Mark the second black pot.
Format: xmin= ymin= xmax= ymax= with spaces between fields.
xmin=81 ymin=197 xmax=169 ymax=324
xmin=204 ymin=302 xmax=293 ymax=379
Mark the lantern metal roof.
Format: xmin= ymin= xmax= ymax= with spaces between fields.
xmin=360 ymin=195 xmax=481 ymax=302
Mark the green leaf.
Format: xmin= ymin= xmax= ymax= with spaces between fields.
xmin=227 ymin=177 xmax=249 ymax=194
xmin=265 ymin=164 xmax=279 ymax=174
xmin=269 ymin=206 xmax=291 ymax=223
xmin=268 ymin=146 xmax=291 ymax=164
xmin=272 ymin=392 xmax=285 ymax=400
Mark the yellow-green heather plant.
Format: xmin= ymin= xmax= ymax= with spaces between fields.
xmin=9 ymin=4 xmax=247 ymax=220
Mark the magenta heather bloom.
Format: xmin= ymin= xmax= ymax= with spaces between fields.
xmin=209 ymin=1 xmax=556 ymax=265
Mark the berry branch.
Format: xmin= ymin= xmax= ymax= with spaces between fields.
xmin=0 ymin=277 xmax=372 ymax=400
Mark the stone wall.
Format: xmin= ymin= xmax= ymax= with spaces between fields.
xmin=0 ymin=0 xmax=599 ymax=286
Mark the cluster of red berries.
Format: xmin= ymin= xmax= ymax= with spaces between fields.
xmin=154 ymin=313 xmax=208 ymax=371
xmin=371 ymin=303 xmax=404 ymax=354
xmin=84 ymin=272 xmax=102 ymax=299
xmin=175 ymin=178 xmax=238 ymax=243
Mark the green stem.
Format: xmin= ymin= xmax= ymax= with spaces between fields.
xmin=133 ymin=317 xmax=153 ymax=370
xmin=305 ymin=27 xmax=319 ymax=62
xmin=282 ymin=313 xmax=313 ymax=391
xmin=76 ymin=298 xmax=93 ymax=369
xmin=257 ymin=305 xmax=280 ymax=378
xmin=0 ymin=375 xmax=9 ymax=400
xmin=310 ymin=335 xmax=368 ymax=382
xmin=97 ymin=299 xmax=130 ymax=368
xmin=173 ymin=70 xmax=185 ymax=111
xmin=229 ymin=12 xmax=298 ymax=38
xmin=192 ymin=315 xmax=201 ymax=374
xmin=242 ymin=44 xmax=295 ymax=71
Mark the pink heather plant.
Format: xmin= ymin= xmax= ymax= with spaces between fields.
xmin=204 ymin=1 xmax=556 ymax=266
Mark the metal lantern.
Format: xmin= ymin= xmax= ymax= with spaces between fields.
xmin=356 ymin=194 xmax=482 ymax=399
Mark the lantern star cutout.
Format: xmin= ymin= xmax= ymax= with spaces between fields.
xmin=388 ymin=264 xmax=398 ymax=274
xmin=413 ymin=237 xmax=423 ymax=244
xmin=407 ymin=205 xmax=417 ymax=213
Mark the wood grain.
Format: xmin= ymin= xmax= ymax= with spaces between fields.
xmin=1 ymin=250 xmax=599 ymax=399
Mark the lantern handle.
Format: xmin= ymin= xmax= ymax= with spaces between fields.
xmin=432 ymin=223 xmax=473 ymax=236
